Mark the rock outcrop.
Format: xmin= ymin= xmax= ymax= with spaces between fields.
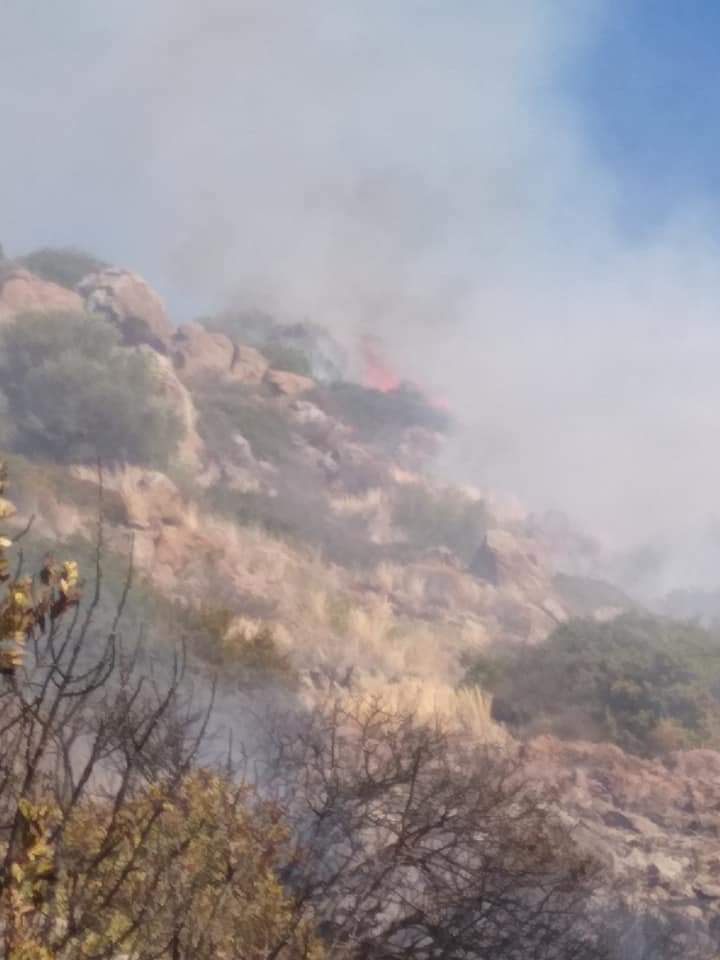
xmin=471 ymin=529 xmax=542 ymax=587
xmin=171 ymin=322 xmax=236 ymax=379
xmin=264 ymin=368 xmax=315 ymax=396
xmin=133 ymin=346 xmax=203 ymax=467
xmin=171 ymin=323 xmax=269 ymax=384
xmin=526 ymin=736 xmax=720 ymax=945
xmin=79 ymin=268 xmax=173 ymax=350
xmin=0 ymin=268 xmax=83 ymax=321
xmin=231 ymin=344 xmax=270 ymax=383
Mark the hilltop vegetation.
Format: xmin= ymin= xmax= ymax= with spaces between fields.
xmin=14 ymin=246 xmax=107 ymax=290
xmin=314 ymin=379 xmax=451 ymax=444
xmin=0 ymin=310 xmax=182 ymax=467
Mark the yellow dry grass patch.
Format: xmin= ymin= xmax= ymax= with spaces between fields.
xmin=42 ymin=466 xmax=537 ymax=693
xmin=331 ymin=676 xmax=506 ymax=744
xmin=329 ymin=488 xmax=385 ymax=517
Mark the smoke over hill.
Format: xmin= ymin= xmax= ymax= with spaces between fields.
xmin=4 ymin=2 xmax=720 ymax=589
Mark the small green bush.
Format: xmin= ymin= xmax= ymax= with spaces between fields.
xmin=393 ymin=484 xmax=488 ymax=563
xmin=16 ymin=246 xmax=106 ymax=289
xmin=0 ymin=311 xmax=183 ymax=467
xmin=314 ymin=381 xmax=451 ymax=446
xmin=464 ymin=614 xmax=720 ymax=756
xmin=260 ymin=342 xmax=312 ymax=376
xmin=553 ymin=573 xmax=634 ymax=618
xmin=174 ymin=602 xmax=295 ymax=685
xmin=194 ymin=381 xmax=296 ymax=467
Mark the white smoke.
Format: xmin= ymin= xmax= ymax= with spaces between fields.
xmin=3 ymin=1 xmax=720 ymax=585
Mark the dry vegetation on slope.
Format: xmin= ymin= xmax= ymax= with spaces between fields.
xmin=0 ymin=262 xmax=575 ymax=708
xmin=0 ymin=460 xmax=646 ymax=960
xmin=1 ymin=250 xmax=719 ymax=954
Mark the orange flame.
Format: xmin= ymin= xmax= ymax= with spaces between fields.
xmin=359 ymin=334 xmax=450 ymax=411
xmin=361 ymin=335 xmax=401 ymax=392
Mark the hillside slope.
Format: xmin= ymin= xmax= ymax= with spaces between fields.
xmin=0 ymin=255 xmax=587 ymax=692
xmin=2 ymin=249 xmax=719 ymax=949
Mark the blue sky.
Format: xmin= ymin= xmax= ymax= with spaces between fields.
xmin=4 ymin=1 xmax=720 ymax=567
xmin=570 ymin=1 xmax=720 ymax=236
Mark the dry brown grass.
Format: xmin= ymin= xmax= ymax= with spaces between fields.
xmin=370 ymin=559 xmax=497 ymax=614
xmin=329 ymin=488 xmax=385 ymax=517
xmin=11 ymin=462 xmax=554 ymax=702
xmin=324 ymin=676 xmax=506 ymax=744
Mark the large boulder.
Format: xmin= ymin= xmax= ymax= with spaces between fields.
xmin=78 ymin=268 xmax=173 ymax=350
xmin=231 ymin=344 xmax=270 ymax=383
xmin=171 ymin=322 xmax=236 ymax=380
xmin=264 ymin=368 xmax=315 ymax=396
xmin=0 ymin=268 xmax=83 ymax=321
xmin=470 ymin=528 xmax=546 ymax=591
xmin=469 ymin=528 xmax=566 ymax=636
xmin=171 ymin=323 xmax=269 ymax=384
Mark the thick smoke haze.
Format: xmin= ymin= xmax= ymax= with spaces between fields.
xmin=3 ymin=1 xmax=720 ymax=586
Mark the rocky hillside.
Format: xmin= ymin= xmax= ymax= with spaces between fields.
xmin=0 ymin=252 xmax=588 ymax=685
xmin=2 ymin=247 xmax=719 ymax=950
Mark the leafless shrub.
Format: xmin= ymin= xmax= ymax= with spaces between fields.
xmin=258 ymin=695 xmax=613 ymax=960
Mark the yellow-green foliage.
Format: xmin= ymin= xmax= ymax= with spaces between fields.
xmin=1 ymin=799 xmax=59 ymax=960
xmin=0 ymin=462 xmax=81 ymax=957
xmin=15 ymin=247 xmax=106 ymax=291
xmin=1 ymin=774 xmax=323 ymax=960
xmin=0 ymin=462 xmax=80 ymax=675
xmin=53 ymin=771 xmax=323 ymax=959
xmin=0 ymin=464 xmax=319 ymax=958
xmin=175 ymin=601 xmax=296 ymax=684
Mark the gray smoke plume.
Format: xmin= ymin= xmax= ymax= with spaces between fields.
xmin=3 ymin=1 xmax=720 ymax=587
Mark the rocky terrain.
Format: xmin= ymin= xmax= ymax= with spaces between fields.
xmin=0 ymin=257 xmax=581 ymax=674
xmin=1 ymin=250 xmax=718 ymax=949
xmin=527 ymin=738 xmax=720 ymax=947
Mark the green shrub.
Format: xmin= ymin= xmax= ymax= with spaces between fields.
xmin=195 ymin=380 xmax=296 ymax=467
xmin=314 ymin=381 xmax=451 ymax=444
xmin=0 ymin=311 xmax=183 ymax=467
xmin=173 ymin=601 xmax=235 ymax=665
xmin=463 ymin=614 xmax=720 ymax=756
xmin=174 ymin=602 xmax=295 ymax=685
xmin=16 ymin=246 xmax=106 ymax=289
xmin=553 ymin=573 xmax=635 ymax=618
xmin=260 ymin=342 xmax=312 ymax=376
xmin=393 ymin=483 xmax=488 ymax=562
